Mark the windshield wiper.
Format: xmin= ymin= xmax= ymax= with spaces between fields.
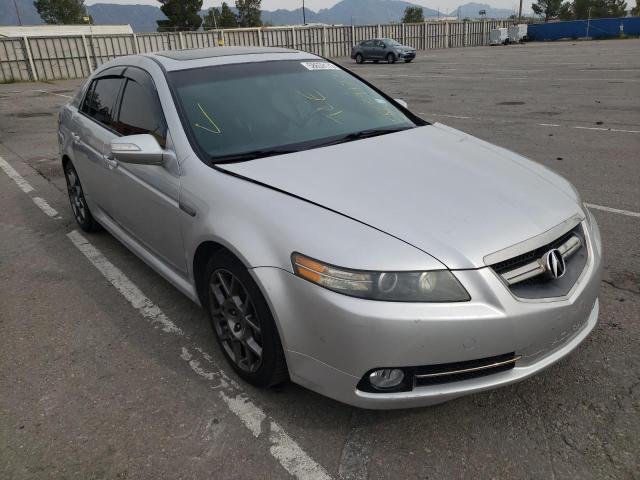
xmin=212 ymin=148 xmax=298 ymax=164
xmin=316 ymin=126 xmax=413 ymax=148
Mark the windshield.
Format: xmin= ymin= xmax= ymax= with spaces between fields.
xmin=384 ymin=39 xmax=402 ymax=46
xmin=170 ymin=60 xmax=418 ymax=162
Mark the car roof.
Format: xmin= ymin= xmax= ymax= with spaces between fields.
xmin=155 ymin=46 xmax=295 ymax=60
xmin=146 ymin=46 xmax=319 ymax=71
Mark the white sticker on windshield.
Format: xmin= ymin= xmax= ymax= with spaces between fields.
xmin=301 ymin=61 xmax=340 ymax=71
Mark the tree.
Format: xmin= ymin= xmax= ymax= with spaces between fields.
xmin=204 ymin=2 xmax=238 ymax=28
xmin=157 ymin=0 xmax=203 ymax=31
xmin=402 ymin=6 xmax=424 ymax=23
xmin=565 ymin=0 xmax=627 ymax=19
xmin=632 ymin=0 xmax=640 ymax=14
xmin=558 ymin=1 xmax=574 ymax=19
xmin=236 ymin=0 xmax=261 ymax=27
xmin=531 ymin=0 xmax=563 ymax=21
xmin=33 ymin=0 xmax=90 ymax=24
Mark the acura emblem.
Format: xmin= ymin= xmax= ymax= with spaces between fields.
xmin=545 ymin=249 xmax=566 ymax=279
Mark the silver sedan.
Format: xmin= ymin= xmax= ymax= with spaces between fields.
xmin=58 ymin=46 xmax=602 ymax=409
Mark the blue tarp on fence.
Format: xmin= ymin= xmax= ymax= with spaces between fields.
xmin=528 ymin=17 xmax=640 ymax=41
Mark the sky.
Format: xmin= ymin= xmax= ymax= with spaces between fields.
xmin=84 ymin=0 xmax=527 ymax=15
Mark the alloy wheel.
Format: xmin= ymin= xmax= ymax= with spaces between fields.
xmin=209 ymin=269 xmax=263 ymax=373
xmin=64 ymin=165 xmax=87 ymax=224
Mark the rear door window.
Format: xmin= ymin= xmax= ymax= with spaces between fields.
xmin=81 ymin=77 xmax=122 ymax=128
xmin=114 ymin=71 xmax=167 ymax=147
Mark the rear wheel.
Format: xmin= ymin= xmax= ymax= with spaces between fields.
xmin=387 ymin=52 xmax=396 ymax=64
xmin=206 ymin=251 xmax=288 ymax=388
xmin=355 ymin=53 xmax=364 ymax=64
xmin=63 ymin=160 xmax=101 ymax=232
xmin=373 ymin=60 xmax=379 ymax=63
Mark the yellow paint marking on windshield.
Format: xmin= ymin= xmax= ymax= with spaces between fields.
xmin=195 ymin=103 xmax=221 ymax=134
xmin=296 ymin=90 xmax=327 ymax=101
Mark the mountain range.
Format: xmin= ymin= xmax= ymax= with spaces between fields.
xmin=2 ymin=0 xmax=516 ymax=33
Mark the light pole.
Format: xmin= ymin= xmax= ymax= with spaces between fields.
xmin=13 ymin=0 xmax=22 ymax=25
xmin=302 ymin=0 xmax=306 ymax=25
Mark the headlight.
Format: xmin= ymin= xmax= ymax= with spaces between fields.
xmin=291 ymin=253 xmax=470 ymax=302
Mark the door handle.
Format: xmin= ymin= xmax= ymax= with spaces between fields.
xmin=104 ymin=156 xmax=118 ymax=169
xmin=71 ymin=132 xmax=81 ymax=143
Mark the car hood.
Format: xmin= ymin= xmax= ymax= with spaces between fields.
xmin=217 ymin=123 xmax=583 ymax=269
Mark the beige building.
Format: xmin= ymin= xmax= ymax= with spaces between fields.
xmin=0 ymin=24 xmax=133 ymax=38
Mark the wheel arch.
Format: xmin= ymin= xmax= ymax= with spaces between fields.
xmin=193 ymin=240 xmax=230 ymax=307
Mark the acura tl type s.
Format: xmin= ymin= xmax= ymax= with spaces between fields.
xmin=58 ymin=46 xmax=602 ymax=409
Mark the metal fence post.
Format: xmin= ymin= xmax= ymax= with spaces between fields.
xmin=257 ymin=28 xmax=263 ymax=46
xmin=22 ymin=37 xmax=38 ymax=82
xmin=377 ymin=24 xmax=381 ymax=38
xmin=423 ymin=22 xmax=427 ymax=50
xmin=322 ymin=25 xmax=327 ymax=57
xmin=132 ymin=33 xmax=139 ymax=54
xmin=402 ymin=23 xmax=406 ymax=44
xmin=81 ymin=35 xmax=94 ymax=73
xmin=351 ymin=25 xmax=355 ymax=48
xmin=445 ymin=22 xmax=450 ymax=48
xmin=178 ymin=31 xmax=184 ymax=49
xmin=291 ymin=26 xmax=296 ymax=49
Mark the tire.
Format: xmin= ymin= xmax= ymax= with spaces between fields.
xmin=404 ymin=59 xmax=413 ymax=63
xmin=63 ymin=160 xmax=101 ymax=232
xmin=355 ymin=53 xmax=364 ymax=64
xmin=205 ymin=250 xmax=288 ymax=388
xmin=373 ymin=60 xmax=379 ymax=63
xmin=387 ymin=52 xmax=396 ymax=64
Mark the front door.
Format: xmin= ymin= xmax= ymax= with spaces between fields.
xmin=106 ymin=67 xmax=186 ymax=275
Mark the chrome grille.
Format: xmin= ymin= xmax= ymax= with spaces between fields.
xmin=491 ymin=224 xmax=588 ymax=299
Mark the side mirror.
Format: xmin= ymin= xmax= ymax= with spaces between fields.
xmin=394 ymin=98 xmax=408 ymax=109
xmin=110 ymin=134 xmax=165 ymax=165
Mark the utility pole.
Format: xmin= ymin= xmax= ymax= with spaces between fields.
xmin=13 ymin=0 xmax=22 ymax=25
xmin=518 ymin=0 xmax=523 ymax=23
xmin=302 ymin=0 xmax=306 ymax=25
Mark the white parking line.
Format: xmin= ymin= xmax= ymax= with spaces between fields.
xmin=0 ymin=156 xmax=34 ymax=193
xmin=418 ymin=115 xmax=639 ymax=134
xmin=67 ymin=229 xmax=333 ymax=480
xmin=67 ymin=230 xmax=184 ymax=335
xmin=572 ymin=126 xmax=640 ymax=134
xmin=428 ymin=113 xmax=473 ymax=119
xmin=586 ymin=203 xmax=640 ymax=218
xmin=32 ymin=196 xmax=61 ymax=218
xmin=35 ymin=89 xmax=73 ymax=99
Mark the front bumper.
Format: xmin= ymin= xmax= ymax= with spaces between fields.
xmin=398 ymin=51 xmax=416 ymax=59
xmin=251 ymin=221 xmax=602 ymax=409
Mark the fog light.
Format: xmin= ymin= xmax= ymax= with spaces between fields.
xmin=369 ymin=368 xmax=405 ymax=390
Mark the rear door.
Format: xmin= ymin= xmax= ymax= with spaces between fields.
xmin=71 ymin=73 xmax=124 ymax=216
xmin=361 ymin=40 xmax=374 ymax=59
xmin=107 ymin=67 xmax=186 ymax=274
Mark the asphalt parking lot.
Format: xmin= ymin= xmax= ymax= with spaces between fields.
xmin=1 ymin=39 xmax=638 ymax=479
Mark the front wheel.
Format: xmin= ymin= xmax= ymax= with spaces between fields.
xmin=387 ymin=53 xmax=396 ymax=64
xmin=63 ymin=160 xmax=101 ymax=232
xmin=206 ymin=251 xmax=288 ymax=388
xmin=404 ymin=59 xmax=413 ymax=63
xmin=355 ymin=53 xmax=364 ymax=64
